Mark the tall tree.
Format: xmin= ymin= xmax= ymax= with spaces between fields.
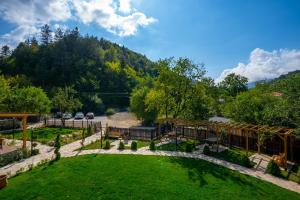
xmin=1 ymin=45 xmax=10 ymax=57
xmin=52 ymin=86 xmax=82 ymax=115
xmin=54 ymin=28 xmax=64 ymax=42
xmin=40 ymin=24 xmax=52 ymax=45
xmin=219 ymin=73 xmax=248 ymax=96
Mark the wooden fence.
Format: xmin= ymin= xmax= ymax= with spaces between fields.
xmin=108 ymin=127 xmax=158 ymax=140
xmin=45 ymin=119 xmax=102 ymax=132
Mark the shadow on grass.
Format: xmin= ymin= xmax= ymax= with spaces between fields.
xmin=168 ymin=156 xmax=255 ymax=188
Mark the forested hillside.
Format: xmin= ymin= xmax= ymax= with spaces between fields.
xmin=0 ymin=25 xmax=154 ymax=113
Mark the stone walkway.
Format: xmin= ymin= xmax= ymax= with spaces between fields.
xmin=1 ymin=133 xmax=300 ymax=195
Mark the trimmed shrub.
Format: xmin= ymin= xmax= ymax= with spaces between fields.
xmin=203 ymin=145 xmax=210 ymax=155
xmin=103 ymin=140 xmax=111 ymax=150
xmin=149 ymin=141 xmax=156 ymax=151
xmin=54 ymin=134 xmax=61 ymax=161
xmin=118 ymin=141 xmax=125 ymax=150
xmin=31 ymin=149 xmax=40 ymax=156
xmin=185 ymin=142 xmax=193 ymax=153
xmin=131 ymin=141 xmax=137 ymax=151
xmin=266 ymin=160 xmax=282 ymax=177
xmin=105 ymin=108 xmax=115 ymax=116
xmin=240 ymin=154 xmax=252 ymax=168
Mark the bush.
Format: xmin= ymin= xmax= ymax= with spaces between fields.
xmin=105 ymin=108 xmax=115 ymax=116
xmin=149 ymin=141 xmax=156 ymax=151
xmin=185 ymin=142 xmax=193 ymax=153
xmin=118 ymin=141 xmax=125 ymax=150
xmin=54 ymin=134 xmax=61 ymax=161
xmin=103 ymin=140 xmax=111 ymax=150
xmin=240 ymin=154 xmax=252 ymax=168
xmin=31 ymin=149 xmax=40 ymax=156
xmin=131 ymin=141 xmax=137 ymax=151
xmin=87 ymin=125 xmax=93 ymax=136
xmin=266 ymin=160 xmax=282 ymax=177
xmin=203 ymin=145 xmax=210 ymax=155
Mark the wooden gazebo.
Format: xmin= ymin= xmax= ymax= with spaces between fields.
xmin=157 ymin=118 xmax=295 ymax=167
xmin=0 ymin=113 xmax=37 ymax=149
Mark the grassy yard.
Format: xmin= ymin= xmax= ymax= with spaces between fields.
xmin=208 ymin=147 xmax=255 ymax=168
xmin=124 ymin=140 xmax=153 ymax=149
xmin=0 ymin=127 xmax=81 ymax=145
xmin=0 ymin=155 xmax=299 ymax=200
xmin=157 ymin=140 xmax=199 ymax=152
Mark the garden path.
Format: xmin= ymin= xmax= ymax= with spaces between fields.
xmin=1 ymin=133 xmax=300 ymax=195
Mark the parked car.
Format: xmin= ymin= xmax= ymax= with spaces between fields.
xmin=54 ymin=112 xmax=62 ymax=119
xmin=62 ymin=113 xmax=72 ymax=120
xmin=86 ymin=112 xmax=95 ymax=119
xmin=75 ymin=112 xmax=84 ymax=120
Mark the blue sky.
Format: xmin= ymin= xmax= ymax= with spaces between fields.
xmin=1 ymin=0 xmax=300 ymax=82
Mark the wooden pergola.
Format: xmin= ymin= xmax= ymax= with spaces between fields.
xmin=0 ymin=113 xmax=37 ymax=149
xmin=157 ymin=118 xmax=295 ymax=167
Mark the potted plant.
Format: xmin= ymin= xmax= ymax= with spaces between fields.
xmin=0 ymin=174 xmax=7 ymax=189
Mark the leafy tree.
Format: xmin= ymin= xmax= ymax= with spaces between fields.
xmin=1 ymin=45 xmax=11 ymax=57
xmin=52 ymin=86 xmax=82 ymax=116
xmin=6 ymin=86 xmax=51 ymax=114
xmin=130 ymin=86 xmax=158 ymax=125
xmin=0 ymin=75 xmax=10 ymax=110
xmin=219 ymin=73 xmax=248 ymax=96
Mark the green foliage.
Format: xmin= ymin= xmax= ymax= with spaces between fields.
xmin=219 ymin=73 xmax=248 ymax=97
xmin=203 ymin=145 xmax=210 ymax=155
xmin=52 ymin=87 xmax=82 ymax=114
xmin=54 ymin=134 xmax=61 ymax=161
xmin=266 ymin=160 xmax=282 ymax=177
xmin=149 ymin=141 xmax=156 ymax=151
xmin=103 ymin=140 xmax=111 ymax=150
xmin=240 ymin=154 xmax=252 ymax=168
xmin=130 ymin=86 xmax=158 ymax=125
xmin=131 ymin=141 xmax=137 ymax=150
xmin=1 ymin=25 xmax=155 ymax=112
xmin=118 ymin=141 xmax=125 ymax=150
xmin=185 ymin=142 xmax=193 ymax=153
xmin=87 ymin=125 xmax=93 ymax=136
xmin=105 ymin=108 xmax=115 ymax=116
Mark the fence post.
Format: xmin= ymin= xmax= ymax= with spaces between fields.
xmin=82 ymin=120 xmax=83 ymax=129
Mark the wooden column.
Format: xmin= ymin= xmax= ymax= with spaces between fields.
xmin=257 ymin=132 xmax=261 ymax=154
xmin=246 ymin=130 xmax=249 ymax=156
xmin=284 ymin=135 xmax=288 ymax=169
xmin=22 ymin=116 xmax=27 ymax=150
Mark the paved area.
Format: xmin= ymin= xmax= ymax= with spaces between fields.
xmin=1 ymin=133 xmax=300 ymax=195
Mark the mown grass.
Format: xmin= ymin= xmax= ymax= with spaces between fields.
xmin=0 ymin=155 xmax=299 ymax=200
xmin=78 ymin=140 xmax=115 ymax=150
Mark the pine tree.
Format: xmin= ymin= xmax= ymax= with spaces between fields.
xmin=40 ymin=24 xmax=52 ymax=45
xmin=54 ymin=28 xmax=64 ymax=42
xmin=1 ymin=45 xmax=10 ymax=57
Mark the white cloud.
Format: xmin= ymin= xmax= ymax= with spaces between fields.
xmin=72 ymin=0 xmax=156 ymax=37
xmin=216 ymin=48 xmax=300 ymax=83
xmin=119 ymin=0 xmax=131 ymax=13
xmin=0 ymin=0 xmax=156 ymax=46
xmin=0 ymin=0 xmax=71 ymax=46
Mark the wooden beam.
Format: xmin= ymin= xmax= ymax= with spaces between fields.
xmin=22 ymin=116 xmax=27 ymax=150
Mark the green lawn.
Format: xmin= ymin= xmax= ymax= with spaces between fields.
xmin=157 ymin=140 xmax=199 ymax=152
xmin=208 ymin=147 xmax=255 ymax=168
xmin=0 ymin=127 xmax=81 ymax=145
xmin=0 ymin=155 xmax=299 ymax=200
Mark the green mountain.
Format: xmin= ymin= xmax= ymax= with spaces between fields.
xmin=0 ymin=27 xmax=155 ymax=113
